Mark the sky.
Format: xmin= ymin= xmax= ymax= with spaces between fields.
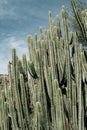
xmin=0 ymin=0 xmax=86 ymax=74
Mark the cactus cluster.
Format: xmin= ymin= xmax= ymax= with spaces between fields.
xmin=0 ymin=5 xmax=87 ymax=130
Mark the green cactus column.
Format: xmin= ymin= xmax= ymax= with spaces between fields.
xmin=62 ymin=5 xmax=72 ymax=128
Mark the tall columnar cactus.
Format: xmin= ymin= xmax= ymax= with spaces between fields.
xmin=0 ymin=4 xmax=87 ymax=130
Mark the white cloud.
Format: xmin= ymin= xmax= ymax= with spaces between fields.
xmin=4 ymin=37 xmax=29 ymax=57
xmin=5 ymin=37 xmax=24 ymax=48
xmin=0 ymin=58 xmax=8 ymax=74
xmin=0 ymin=52 xmax=9 ymax=74
xmin=0 ymin=37 xmax=29 ymax=74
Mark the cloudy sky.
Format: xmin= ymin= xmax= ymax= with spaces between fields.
xmin=0 ymin=0 xmax=86 ymax=74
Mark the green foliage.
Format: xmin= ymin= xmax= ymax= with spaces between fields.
xmin=70 ymin=0 xmax=87 ymax=42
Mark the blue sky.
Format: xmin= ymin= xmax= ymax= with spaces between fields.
xmin=0 ymin=0 xmax=86 ymax=74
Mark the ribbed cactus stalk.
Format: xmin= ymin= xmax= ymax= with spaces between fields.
xmin=4 ymin=102 xmax=9 ymax=130
xmin=34 ymin=102 xmax=42 ymax=130
xmin=62 ymin=5 xmax=72 ymax=129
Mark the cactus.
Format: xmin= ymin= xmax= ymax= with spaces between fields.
xmin=0 ymin=4 xmax=87 ymax=130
